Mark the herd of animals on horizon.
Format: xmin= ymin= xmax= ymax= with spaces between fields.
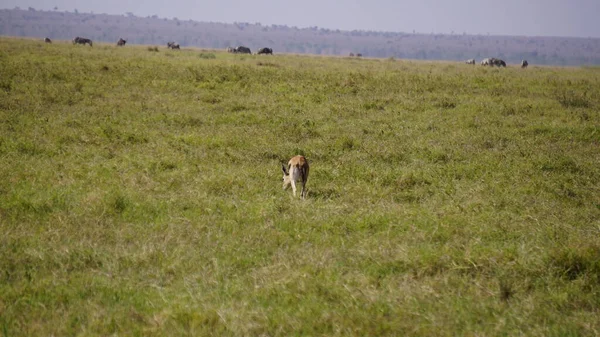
xmin=42 ymin=36 xmax=530 ymax=68
xmin=40 ymin=35 xmax=532 ymax=199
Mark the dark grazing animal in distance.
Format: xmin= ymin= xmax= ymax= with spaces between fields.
xmin=493 ymin=59 xmax=507 ymax=67
xmin=257 ymin=47 xmax=273 ymax=55
xmin=73 ymin=36 xmax=93 ymax=46
xmin=234 ymin=46 xmax=252 ymax=54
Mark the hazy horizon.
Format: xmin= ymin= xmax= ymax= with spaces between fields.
xmin=2 ymin=0 xmax=599 ymax=38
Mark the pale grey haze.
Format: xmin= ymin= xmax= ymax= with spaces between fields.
xmin=4 ymin=0 xmax=599 ymax=38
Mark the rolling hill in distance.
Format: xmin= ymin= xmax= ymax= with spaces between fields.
xmin=2 ymin=7 xmax=600 ymax=66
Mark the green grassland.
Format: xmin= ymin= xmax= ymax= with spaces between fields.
xmin=1 ymin=37 xmax=599 ymax=336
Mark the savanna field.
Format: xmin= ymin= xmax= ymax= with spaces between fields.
xmin=1 ymin=37 xmax=599 ymax=336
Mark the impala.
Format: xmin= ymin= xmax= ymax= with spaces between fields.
xmin=282 ymin=155 xmax=309 ymax=199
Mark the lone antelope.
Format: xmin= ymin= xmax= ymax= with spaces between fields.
xmin=281 ymin=155 xmax=309 ymax=199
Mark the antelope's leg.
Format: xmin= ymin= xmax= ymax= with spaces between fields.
xmin=301 ymin=181 xmax=306 ymax=199
xmin=290 ymin=179 xmax=297 ymax=197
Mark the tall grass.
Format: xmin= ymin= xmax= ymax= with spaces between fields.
xmin=1 ymin=38 xmax=599 ymax=336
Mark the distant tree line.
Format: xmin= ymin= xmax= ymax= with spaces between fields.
xmin=1 ymin=8 xmax=600 ymax=66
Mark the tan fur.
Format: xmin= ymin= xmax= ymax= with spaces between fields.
xmin=282 ymin=155 xmax=309 ymax=199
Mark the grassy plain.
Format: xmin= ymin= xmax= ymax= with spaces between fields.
xmin=1 ymin=37 xmax=599 ymax=336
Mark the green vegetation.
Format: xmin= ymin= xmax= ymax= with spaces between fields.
xmin=1 ymin=37 xmax=599 ymax=336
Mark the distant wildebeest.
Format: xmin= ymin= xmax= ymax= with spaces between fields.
xmin=465 ymin=59 xmax=475 ymax=65
xmin=44 ymin=37 xmax=52 ymax=44
xmin=73 ymin=36 xmax=93 ymax=46
xmin=493 ymin=58 xmax=506 ymax=67
xmin=481 ymin=58 xmax=493 ymax=66
xmin=521 ymin=60 xmax=529 ymax=68
xmin=356 ymin=53 xmax=363 ymax=57
xmin=482 ymin=58 xmax=506 ymax=67
xmin=167 ymin=42 xmax=180 ymax=49
xmin=257 ymin=47 xmax=273 ymax=55
xmin=349 ymin=53 xmax=355 ymax=57
xmin=117 ymin=38 xmax=127 ymax=46
xmin=234 ymin=46 xmax=252 ymax=54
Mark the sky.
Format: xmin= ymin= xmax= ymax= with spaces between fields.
xmin=3 ymin=0 xmax=600 ymax=38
